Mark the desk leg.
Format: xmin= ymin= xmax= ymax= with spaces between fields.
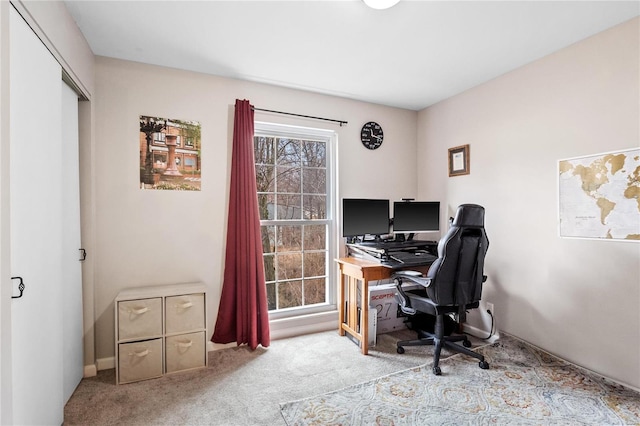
xmin=361 ymin=277 xmax=369 ymax=355
xmin=348 ymin=277 xmax=358 ymax=336
xmin=337 ymin=267 xmax=345 ymax=336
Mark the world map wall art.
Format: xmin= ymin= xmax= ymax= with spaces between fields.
xmin=139 ymin=115 xmax=201 ymax=191
xmin=558 ymin=148 xmax=639 ymax=241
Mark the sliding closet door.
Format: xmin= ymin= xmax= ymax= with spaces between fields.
xmin=9 ymin=6 xmax=64 ymax=424
xmin=61 ymin=81 xmax=83 ymax=404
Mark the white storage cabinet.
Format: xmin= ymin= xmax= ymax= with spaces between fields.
xmin=115 ymin=282 xmax=207 ymax=384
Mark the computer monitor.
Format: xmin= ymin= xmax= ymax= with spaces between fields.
xmin=392 ymin=201 xmax=440 ymax=235
xmin=342 ymin=198 xmax=390 ymax=239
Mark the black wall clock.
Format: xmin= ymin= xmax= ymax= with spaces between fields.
xmin=360 ymin=121 xmax=384 ymax=150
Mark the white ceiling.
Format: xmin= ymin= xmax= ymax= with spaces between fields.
xmin=64 ymin=0 xmax=639 ymax=111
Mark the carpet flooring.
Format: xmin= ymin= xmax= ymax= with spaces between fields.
xmin=64 ymin=330 xmax=639 ymax=425
xmin=64 ymin=328 xmax=452 ymax=425
xmin=280 ymin=334 xmax=640 ymax=425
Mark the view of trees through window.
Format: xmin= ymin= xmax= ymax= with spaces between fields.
xmin=254 ymin=133 xmax=329 ymax=311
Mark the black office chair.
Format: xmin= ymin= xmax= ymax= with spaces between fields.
xmin=393 ymin=204 xmax=490 ymax=375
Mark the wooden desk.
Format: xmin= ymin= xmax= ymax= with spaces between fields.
xmin=335 ymin=257 xmax=430 ymax=355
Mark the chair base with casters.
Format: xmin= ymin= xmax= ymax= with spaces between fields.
xmin=394 ymin=284 xmax=490 ymax=375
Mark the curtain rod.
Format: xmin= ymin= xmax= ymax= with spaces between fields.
xmin=252 ymin=107 xmax=348 ymax=127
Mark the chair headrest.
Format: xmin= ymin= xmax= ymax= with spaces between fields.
xmin=452 ymin=204 xmax=485 ymax=227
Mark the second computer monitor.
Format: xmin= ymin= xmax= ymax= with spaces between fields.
xmin=393 ymin=201 xmax=440 ymax=234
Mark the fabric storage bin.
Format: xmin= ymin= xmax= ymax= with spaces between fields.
xmin=165 ymin=331 xmax=206 ymax=373
xmin=165 ymin=294 xmax=205 ymax=334
xmin=118 ymin=338 xmax=163 ymax=384
xmin=118 ymin=298 xmax=162 ymax=340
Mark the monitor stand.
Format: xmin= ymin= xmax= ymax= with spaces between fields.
xmin=394 ymin=233 xmax=414 ymax=243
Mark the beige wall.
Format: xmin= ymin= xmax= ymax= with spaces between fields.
xmin=418 ymin=17 xmax=640 ymax=389
xmin=92 ymin=56 xmax=419 ymax=361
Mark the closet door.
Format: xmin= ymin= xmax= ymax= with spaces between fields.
xmin=61 ymin=81 xmax=83 ymax=404
xmin=9 ymin=7 xmax=64 ymax=424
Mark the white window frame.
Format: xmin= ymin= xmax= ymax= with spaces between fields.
xmin=254 ymin=121 xmax=338 ymax=322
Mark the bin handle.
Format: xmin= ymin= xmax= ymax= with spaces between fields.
xmin=177 ymin=301 xmax=193 ymax=309
xmin=130 ymin=349 xmax=150 ymax=358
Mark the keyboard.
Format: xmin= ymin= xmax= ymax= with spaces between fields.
xmin=386 ymin=251 xmax=436 ymax=266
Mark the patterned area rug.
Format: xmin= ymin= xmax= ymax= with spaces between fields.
xmin=280 ymin=334 xmax=640 ymax=425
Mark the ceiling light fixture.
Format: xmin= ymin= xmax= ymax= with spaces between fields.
xmin=363 ymin=0 xmax=400 ymax=10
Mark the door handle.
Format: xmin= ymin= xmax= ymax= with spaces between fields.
xmin=11 ymin=276 xmax=25 ymax=299
xmin=79 ymin=248 xmax=86 ymax=261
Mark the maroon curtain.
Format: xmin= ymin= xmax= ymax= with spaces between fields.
xmin=212 ymin=99 xmax=270 ymax=349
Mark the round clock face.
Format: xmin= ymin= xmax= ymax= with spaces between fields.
xmin=360 ymin=121 xmax=383 ymax=150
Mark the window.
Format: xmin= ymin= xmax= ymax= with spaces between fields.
xmin=154 ymin=132 xmax=166 ymax=144
xmin=254 ymin=122 xmax=336 ymax=318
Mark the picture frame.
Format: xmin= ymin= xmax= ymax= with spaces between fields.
xmin=139 ymin=115 xmax=202 ymax=190
xmin=448 ymin=144 xmax=470 ymax=177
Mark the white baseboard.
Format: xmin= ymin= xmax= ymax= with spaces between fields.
xmin=462 ymin=323 xmax=500 ymax=344
xmin=83 ymin=364 xmax=97 ymax=378
xmin=96 ymin=356 xmax=115 ymax=371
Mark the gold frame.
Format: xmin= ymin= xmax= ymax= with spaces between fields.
xmin=448 ymin=144 xmax=470 ymax=177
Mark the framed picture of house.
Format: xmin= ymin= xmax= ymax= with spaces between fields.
xmin=139 ymin=115 xmax=201 ymax=190
xmin=448 ymin=144 xmax=470 ymax=177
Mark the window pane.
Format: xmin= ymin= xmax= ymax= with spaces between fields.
xmin=276 ymin=138 xmax=301 ymax=166
xmin=304 ymin=251 xmax=326 ymax=278
xmin=278 ymin=281 xmax=302 ymax=308
xmin=276 ymin=166 xmax=301 ymax=193
xmin=304 ymin=225 xmax=326 ymax=250
xmin=303 ymin=168 xmax=326 ymax=194
xmin=277 ymin=225 xmax=302 ymax=252
xmin=256 ymin=164 xmax=275 ymax=192
xmin=276 ymin=253 xmax=302 ymax=280
xmin=257 ymin=193 xmax=275 ymax=220
xmin=302 ymin=140 xmax=326 ymax=167
xmin=266 ymin=282 xmax=276 ymax=311
xmin=303 ymin=195 xmax=326 ymax=219
xmin=254 ymin=136 xmax=275 ymax=165
xmin=261 ymin=225 xmax=275 ymax=254
xmin=263 ymin=253 xmax=276 ymax=283
xmin=304 ymin=278 xmax=326 ymax=305
xmin=276 ymin=194 xmax=301 ymax=219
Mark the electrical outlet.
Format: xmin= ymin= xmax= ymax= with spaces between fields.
xmin=486 ymin=302 xmax=494 ymax=315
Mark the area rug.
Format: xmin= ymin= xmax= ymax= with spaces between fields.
xmin=280 ymin=334 xmax=640 ymax=425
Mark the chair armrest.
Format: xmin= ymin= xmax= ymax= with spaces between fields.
xmin=393 ymin=270 xmax=432 ymax=288
xmin=392 ymin=271 xmax=432 ymax=316
xmin=393 ymin=277 xmax=416 ymax=316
